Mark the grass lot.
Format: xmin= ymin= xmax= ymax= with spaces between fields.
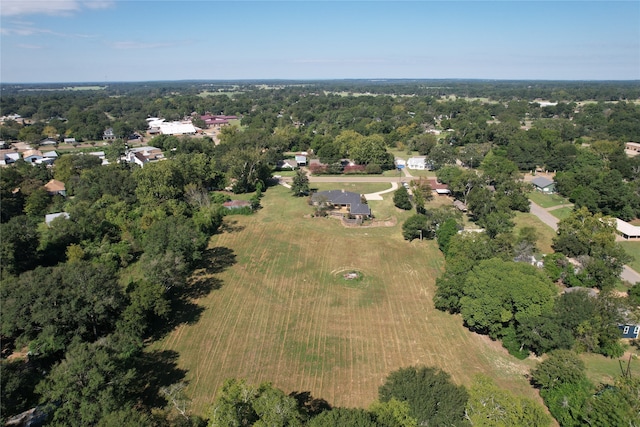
xmin=549 ymin=207 xmax=574 ymax=221
xmin=528 ymin=191 xmax=571 ymax=209
xmin=582 ymin=353 xmax=640 ymax=386
xmin=513 ymin=212 xmax=556 ymax=254
xmin=156 ymin=186 xmax=542 ymax=416
xmin=620 ymin=241 xmax=640 ymax=272
xmin=311 ymin=182 xmax=392 ymax=195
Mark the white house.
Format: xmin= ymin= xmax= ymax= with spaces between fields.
xmin=407 ymin=156 xmax=428 ymax=170
xmin=615 ymin=218 xmax=640 ymax=240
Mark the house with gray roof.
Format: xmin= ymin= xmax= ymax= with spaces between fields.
xmin=531 ymin=176 xmax=556 ymax=193
xmin=311 ymin=189 xmax=371 ymax=218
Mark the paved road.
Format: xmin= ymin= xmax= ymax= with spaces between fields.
xmin=529 ymin=201 xmax=640 ymax=284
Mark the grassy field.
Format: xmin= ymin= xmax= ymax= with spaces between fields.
xmin=620 ymin=241 xmax=640 ymax=272
xmin=513 ymin=212 xmax=556 ymax=254
xmin=155 ymin=186 xmax=544 ymax=416
xmin=549 ymin=207 xmax=574 ymax=221
xmin=528 ymin=191 xmax=572 ymax=209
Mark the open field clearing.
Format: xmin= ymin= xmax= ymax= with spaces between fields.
xmin=513 ymin=212 xmax=556 ymax=254
xmin=156 ymin=186 xmax=542 ymax=415
xmin=620 ymin=241 xmax=640 ymax=273
xmin=528 ymin=191 xmax=571 ymax=209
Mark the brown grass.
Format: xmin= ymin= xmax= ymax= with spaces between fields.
xmin=155 ymin=186 xmax=540 ymax=416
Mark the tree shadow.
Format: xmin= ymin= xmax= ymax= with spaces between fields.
xmin=219 ymin=219 xmax=245 ymax=234
xmin=130 ymin=349 xmax=188 ymax=409
xmin=150 ymin=247 xmax=236 ymax=340
xmin=289 ymin=391 xmax=332 ymax=418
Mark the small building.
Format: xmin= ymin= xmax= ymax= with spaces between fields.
xmin=1 ymin=152 xmax=20 ymax=166
xmin=45 ymin=212 xmax=70 ymax=226
xmin=625 ymin=142 xmax=640 ymax=153
xmin=295 ymin=155 xmax=307 ymax=166
xmin=618 ymin=324 xmax=640 ymax=339
xmin=22 ymin=149 xmax=44 ymax=164
xmin=103 ymin=128 xmax=116 ymax=141
xmin=311 ymin=189 xmax=371 ymax=218
xmin=615 ymin=218 xmax=640 ymax=240
xmin=64 ymin=137 xmax=76 ymax=144
xmin=428 ymin=179 xmax=451 ymax=195
xmin=453 ymin=200 xmax=467 ymax=212
xmin=407 ymin=156 xmax=428 ymax=170
xmin=124 ymin=146 xmax=164 ymax=168
xmin=44 ymin=179 xmax=66 ymax=196
xmin=277 ymin=159 xmax=298 ymax=170
xmin=395 ymin=158 xmax=406 ymax=169
xmin=39 ymin=138 xmax=58 ymax=146
xmin=531 ymin=176 xmax=556 ymax=193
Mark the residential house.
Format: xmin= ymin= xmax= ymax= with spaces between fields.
xmin=45 ymin=212 xmax=70 ymax=226
xmin=88 ymin=151 xmax=109 ymax=165
xmin=39 ymin=138 xmax=58 ymax=146
xmin=124 ymin=146 xmax=164 ymax=168
xmin=277 ymin=159 xmax=298 ymax=170
xmin=531 ymin=176 xmax=556 ymax=193
xmin=64 ymin=137 xmax=76 ymax=144
xmin=295 ymin=155 xmax=307 ymax=166
xmin=428 ymin=179 xmax=451 ymax=195
xmin=44 ymin=179 xmax=66 ymax=196
xmin=625 ymin=142 xmax=640 ymax=157
xmin=103 ymin=128 xmax=116 ymax=141
xmin=407 ymin=156 xmax=428 ymax=170
xmin=618 ymin=324 xmax=640 ymax=339
xmin=22 ymin=149 xmax=43 ymax=164
xmin=1 ymin=151 xmax=20 ymax=166
xmin=311 ymin=189 xmax=371 ymax=218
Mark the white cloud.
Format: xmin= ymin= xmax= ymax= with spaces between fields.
xmin=1 ymin=0 xmax=115 ymax=16
xmin=1 ymin=20 xmax=94 ymax=38
xmin=110 ymin=40 xmax=184 ymax=49
xmin=17 ymin=43 xmax=44 ymax=49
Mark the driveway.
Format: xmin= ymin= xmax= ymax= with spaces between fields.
xmin=529 ymin=201 xmax=639 ymax=284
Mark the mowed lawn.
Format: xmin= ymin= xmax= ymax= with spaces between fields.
xmin=156 ymin=185 xmax=539 ymax=416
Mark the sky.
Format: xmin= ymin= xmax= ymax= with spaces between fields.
xmin=1 ymin=0 xmax=639 ymax=83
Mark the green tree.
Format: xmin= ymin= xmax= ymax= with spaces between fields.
xmin=207 ymin=379 xmax=303 ymax=427
xmin=393 ymin=186 xmax=412 ymax=210
xmin=435 ymin=218 xmax=459 ymax=255
xmin=402 ymin=214 xmax=430 ymax=241
xmin=37 ymin=340 xmax=137 ymax=427
xmin=378 ymin=366 xmax=469 ymax=427
xmin=307 ymin=407 xmax=379 ymax=427
xmin=531 ymin=350 xmax=587 ymax=390
xmin=290 ymin=169 xmax=310 ymax=197
xmin=552 ymin=207 xmax=630 ymax=289
xmin=369 ymin=399 xmax=417 ymax=427
xmin=465 ymin=375 xmax=551 ymax=427
xmin=459 ymin=258 xmax=556 ymax=338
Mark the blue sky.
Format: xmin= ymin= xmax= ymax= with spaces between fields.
xmin=1 ymin=1 xmax=639 ymax=82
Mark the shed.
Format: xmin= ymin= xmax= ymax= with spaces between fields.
xmin=295 ymin=155 xmax=307 ymax=166
xmin=531 ymin=176 xmax=555 ymax=193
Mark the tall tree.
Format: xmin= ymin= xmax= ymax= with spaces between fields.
xmin=378 ymin=366 xmax=468 ymax=427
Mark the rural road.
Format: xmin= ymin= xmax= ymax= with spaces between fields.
xmin=529 ymin=201 xmax=640 ymax=284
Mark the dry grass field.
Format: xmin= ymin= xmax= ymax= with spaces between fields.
xmin=156 ymin=185 xmax=541 ymax=416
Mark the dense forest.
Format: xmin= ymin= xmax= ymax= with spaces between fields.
xmin=1 ymin=80 xmax=640 ymax=426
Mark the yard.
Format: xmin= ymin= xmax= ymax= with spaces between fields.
xmin=620 ymin=241 xmax=640 ymax=273
xmin=528 ymin=191 xmax=572 ymax=209
xmin=155 ymin=185 xmax=541 ymax=416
